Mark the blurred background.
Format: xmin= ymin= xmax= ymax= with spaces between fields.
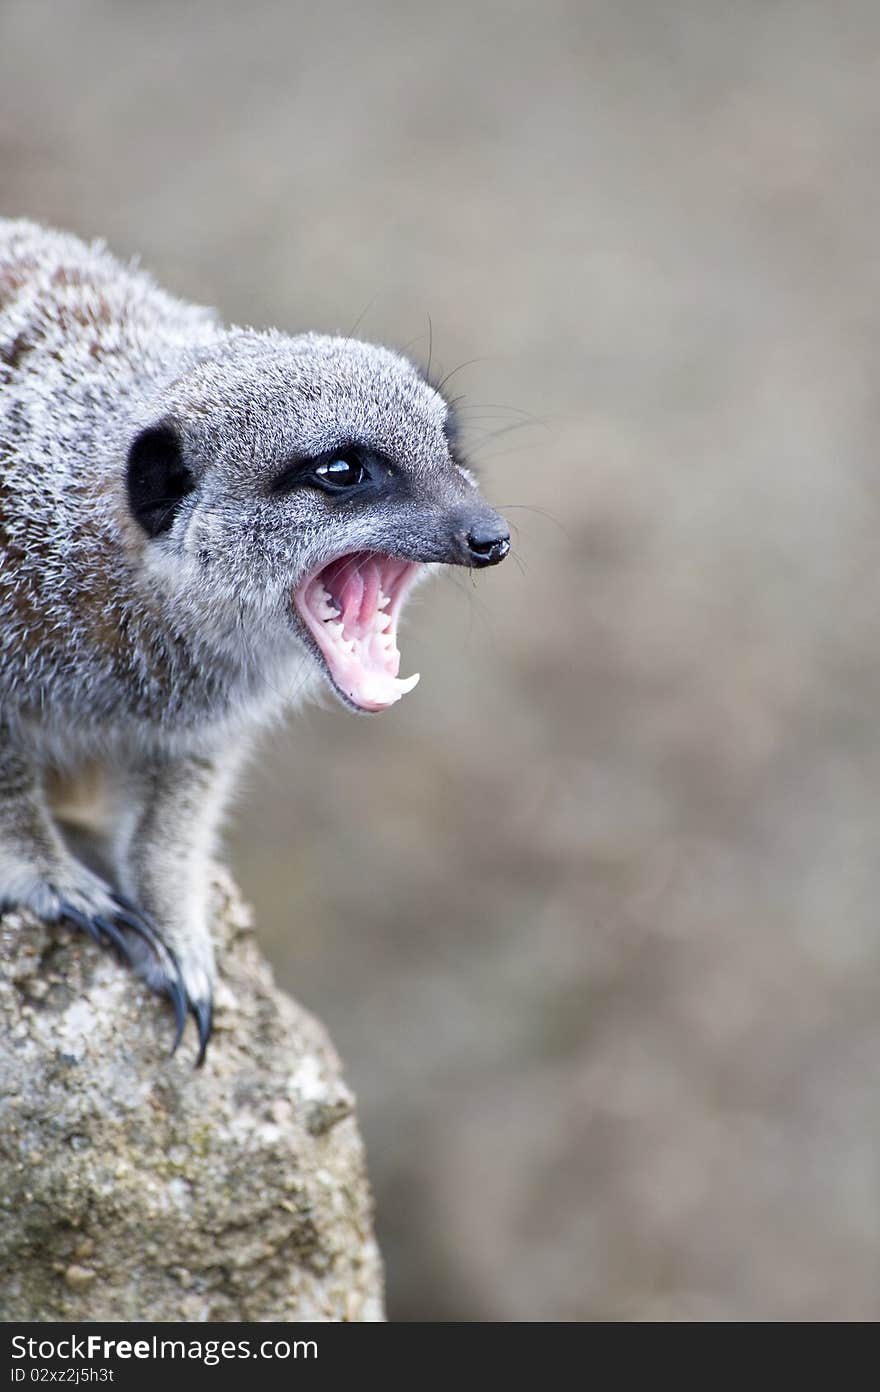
xmin=4 ymin=0 xmax=880 ymax=1321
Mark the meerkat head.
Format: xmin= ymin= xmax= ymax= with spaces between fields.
xmin=126 ymin=331 xmax=509 ymax=712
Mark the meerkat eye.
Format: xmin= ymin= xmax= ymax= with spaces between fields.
xmin=314 ymin=458 xmax=367 ymax=488
xmin=271 ymin=447 xmax=381 ymax=496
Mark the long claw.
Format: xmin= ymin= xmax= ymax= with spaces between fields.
xmin=112 ymin=897 xmax=204 ymax=1063
xmin=110 ymin=894 xmax=173 ymax=959
xmin=93 ymin=914 xmax=136 ymax=965
xmin=114 ymin=905 xmax=190 ymax=1055
xmin=59 ymin=903 xmax=104 ymax=945
xmin=193 ymin=998 xmax=213 ymax=1068
xmin=111 ymin=890 xmax=144 ymax=917
xmin=109 ymin=896 xmax=191 ymax=1052
xmin=167 ymin=977 xmax=189 ymax=1056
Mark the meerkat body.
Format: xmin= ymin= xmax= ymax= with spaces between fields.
xmin=0 ymin=220 xmax=509 ymax=1059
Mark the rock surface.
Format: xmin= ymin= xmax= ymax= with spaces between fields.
xmin=0 ymin=874 xmax=384 ymax=1321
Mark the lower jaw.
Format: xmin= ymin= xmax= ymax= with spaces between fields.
xmin=307 ymin=632 xmax=421 ymax=714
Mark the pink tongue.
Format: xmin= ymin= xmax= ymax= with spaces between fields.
xmin=332 ymin=555 xmax=382 ymax=637
xmin=360 ymin=560 xmax=381 ymax=627
xmin=340 ymin=564 xmax=365 ymax=638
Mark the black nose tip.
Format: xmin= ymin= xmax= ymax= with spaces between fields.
xmin=464 ymin=523 xmax=510 ymax=568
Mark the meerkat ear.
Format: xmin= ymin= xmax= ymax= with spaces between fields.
xmin=126 ymin=422 xmax=195 ymax=538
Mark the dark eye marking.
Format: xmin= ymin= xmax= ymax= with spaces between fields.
xmin=271 ymin=446 xmax=393 ymax=497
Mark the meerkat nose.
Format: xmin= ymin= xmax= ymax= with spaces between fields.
xmin=452 ymin=510 xmax=511 ymax=568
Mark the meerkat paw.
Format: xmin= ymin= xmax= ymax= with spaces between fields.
xmin=0 ymin=865 xmax=191 ymax=1057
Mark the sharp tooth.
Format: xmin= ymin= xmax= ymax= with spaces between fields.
xmin=396 ymin=672 xmax=420 ymax=695
xmin=317 ymin=595 xmax=340 ymax=620
xmin=378 ymin=592 xmax=391 ymax=610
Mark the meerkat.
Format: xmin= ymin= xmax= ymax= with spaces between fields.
xmin=0 ymin=219 xmax=509 ymax=1063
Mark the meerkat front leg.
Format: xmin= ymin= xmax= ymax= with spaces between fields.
xmin=111 ymin=750 xmax=239 ymax=1064
xmin=0 ymin=727 xmax=187 ymax=1032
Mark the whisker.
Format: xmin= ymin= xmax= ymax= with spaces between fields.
xmin=400 ymin=328 xmax=430 ymax=357
xmin=509 ymin=546 xmax=528 ymax=577
xmin=498 ymin=503 xmax=570 ymax=540
xmin=463 ymin=420 xmax=537 ymax=447
xmin=433 ymin=358 xmax=488 ymax=395
xmin=455 ymin=403 xmax=552 ymax=430
xmin=468 ymin=440 xmax=547 ymax=465
xmin=344 ymin=295 xmax=378 ymax=339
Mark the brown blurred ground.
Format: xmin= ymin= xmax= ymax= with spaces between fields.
xmin=4 ymin=0 xmax=880 ymax=1320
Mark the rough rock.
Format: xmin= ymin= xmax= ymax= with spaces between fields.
xmin=0 ymin=873 xmax=384 ymax=1321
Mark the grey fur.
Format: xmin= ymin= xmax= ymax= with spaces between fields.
xmin=0 ymin=219 xmax=508 ymax=1056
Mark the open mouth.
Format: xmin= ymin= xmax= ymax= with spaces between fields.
xmin=293 ymin=551 xmax=422 ymax=712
